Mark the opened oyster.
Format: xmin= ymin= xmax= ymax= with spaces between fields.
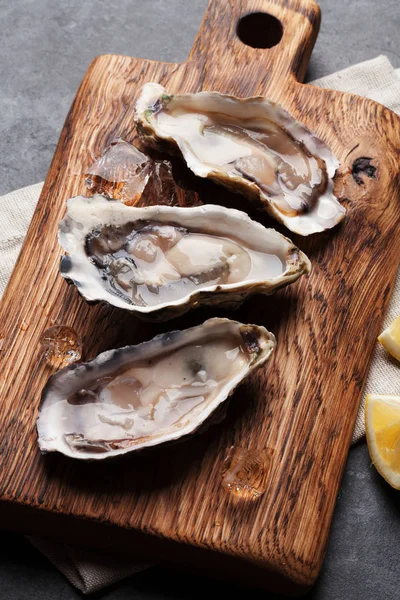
xmin=135 ymin=83 xmax=345 ymax=236
xmin=37 ymin=318 xmax=276 ymax=459
xmin=59 ymin=195 xmax=310 ymax=319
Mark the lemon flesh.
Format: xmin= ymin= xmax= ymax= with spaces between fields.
xmin=378 ymin=316 xmax=400 ymax=361
xmin=365 ymin=394 xmax=400 ymax=490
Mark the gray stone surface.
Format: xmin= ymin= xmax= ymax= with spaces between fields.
xmin=1 ymin=0 xmax=400 ymax=598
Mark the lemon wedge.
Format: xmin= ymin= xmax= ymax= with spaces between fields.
xmin=378 ymin=316 xmax=400 ymax=360
xmin=365 ymin=394 xmax=400 ymax=489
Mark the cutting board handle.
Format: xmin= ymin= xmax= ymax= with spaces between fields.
xmin=188 ymin=0 xmax=321 ymax=90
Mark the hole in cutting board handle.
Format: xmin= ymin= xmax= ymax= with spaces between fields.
xmin=236 ymin=12 xmax=283 ymax=49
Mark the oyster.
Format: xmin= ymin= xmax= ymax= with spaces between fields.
xmin=37 ymin=318 xmax=276 ymax=459
xmin=135 ymin=83 xmax=345 ymax=236
xmin=59 ymin=195 xmax=310 ymax=319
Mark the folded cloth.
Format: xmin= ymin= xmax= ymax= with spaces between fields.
xmin=1 ymin=55 xmax=399 ymax=593
xmin=27 ymin=537 xmax=150 ymax=594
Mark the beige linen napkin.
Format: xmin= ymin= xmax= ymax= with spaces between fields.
xmin=1 ymin=55 xmax=400 ymax=593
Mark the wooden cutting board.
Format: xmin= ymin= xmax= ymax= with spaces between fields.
xmin=1 ymin=0 xmax=400 ymax=594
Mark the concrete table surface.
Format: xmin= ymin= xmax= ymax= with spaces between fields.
xmin=1 ymin=0 xmax=399 ymax=598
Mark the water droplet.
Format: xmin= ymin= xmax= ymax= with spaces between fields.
xmin=40 ymin=325 xmax=82 ymax=368
xmin=221 ymin=446 xmax=274 ymax=500
xmin=19 ymin=320 xmax=29 ymax=331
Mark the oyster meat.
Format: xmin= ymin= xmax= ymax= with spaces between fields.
xmin=37 ymin=318 xmax=276 ymax=459
xmin=59 ymin=195 xmax=310 ymax=319
xmin=135 ymin=83 xmax=345 ymax=236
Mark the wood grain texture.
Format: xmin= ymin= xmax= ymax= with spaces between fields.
xmin=1 ymin=0 xmax=400 ymax=594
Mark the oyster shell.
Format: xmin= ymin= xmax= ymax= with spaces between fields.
xmin=135 ymin=83 xmax=345 ymax=236
xmin=59 ymin=195 xmax=310 ymax=320
xmin=37 ymin=318 xmax=276 ymax=459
